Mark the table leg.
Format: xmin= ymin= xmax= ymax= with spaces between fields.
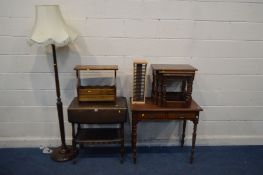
xmin=72 ymin=123 xmax=76 ymax=151
xmin=120 ymin=123 xmax=124 ymax=164
xmin=158 ymin=79 xmax=162 ymax=106
xmin=186 ymin=76 xmax=194 ymax=103
xmin=152 ymin=70 xmax=156 ymax=103
xmin=77 ymin=124 xmax=84 ymax=149
xmin=131 ymin=116 xmax=137 ymax=164
xmin=71 ymin=123 xmax=78 ymax=162
xmin=190 ymin=119 xmax=198 ymax=164
xmin=162 ymin=77 xmax=167 ymax=106
xmin=181 ymin=120 xmax=187 ymax=147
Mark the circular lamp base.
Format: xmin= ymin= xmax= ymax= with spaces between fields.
xmin=51 ymin=145 xmax=77 ymax=162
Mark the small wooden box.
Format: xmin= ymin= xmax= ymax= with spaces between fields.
xmin=74 ymin=65 xmax=118 ymax=103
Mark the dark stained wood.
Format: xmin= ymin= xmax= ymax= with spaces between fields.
xmin=130 ymin=97 xmax=202 ymax=164
xmin=151 ymin=64 xmax=197 ymax=107
xmin=131 ymin=98 xmax=202 ymax=112
xmin=68 ymin=97 xmax=128 ymax=163
xmin=68 ymin=97 xmax=127 ymax=124
xmin=181 ymin=120 xmax=187 ymax=147
xmin=191 ymin=119 xmax=198 ymax=164
xmin=50 ymin=44 xmax=76 ymax=162
xmin=75 ymin=128 xmax=122 ymax=144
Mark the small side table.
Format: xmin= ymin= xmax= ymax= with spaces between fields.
xmin=68 ymin=97 xmax=128 ymax=163
xmin=131 ymin=98 xmax=202 ymax=164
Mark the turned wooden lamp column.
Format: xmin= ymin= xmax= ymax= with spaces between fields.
xmin=29 ymin=5 xmax=78 ymax=162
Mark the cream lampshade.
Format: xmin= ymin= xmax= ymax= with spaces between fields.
xmin=29 ymin=5 xmax=77 ymax=47
xmin=29 ymin=5 xmax=78 ymax=162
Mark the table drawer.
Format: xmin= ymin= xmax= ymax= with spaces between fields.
xmin=166 ymin=112 xmax=197 ymax=120
xmin=135 ymin=112 xmax=197 ymax=120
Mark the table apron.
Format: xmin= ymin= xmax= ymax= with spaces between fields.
xmin=133 ymin=111 xmax=199 ymax=121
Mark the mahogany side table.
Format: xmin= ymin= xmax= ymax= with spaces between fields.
xmin=130 ymin=98 xmax=202 ymax=164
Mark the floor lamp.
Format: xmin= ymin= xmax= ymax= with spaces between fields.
xmin=29 ymin=5 xmax=78 ymax=162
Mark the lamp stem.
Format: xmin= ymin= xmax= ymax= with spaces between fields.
xmin=51 ymin=44 xmax=66 ymax=149
xmin=50 ymin=44 xmax=76 ymax=162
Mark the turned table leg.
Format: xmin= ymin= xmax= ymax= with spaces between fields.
xmin=120 ymin=123 xmax=124 ymax=163
xmin=186 ymin=76 xmax=194 ymax=103
xmin=181 ymin=120 xmax=187 ymax=147
xmin=162 ymin=76 xmax=167 ymax=106
xmin=131 ymin=115 xmax=138 ymax=164
xmin=190 ymin=119 xmax=198 ymax=164
xmin=72 ymin=123 xmax=76 ymax=151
